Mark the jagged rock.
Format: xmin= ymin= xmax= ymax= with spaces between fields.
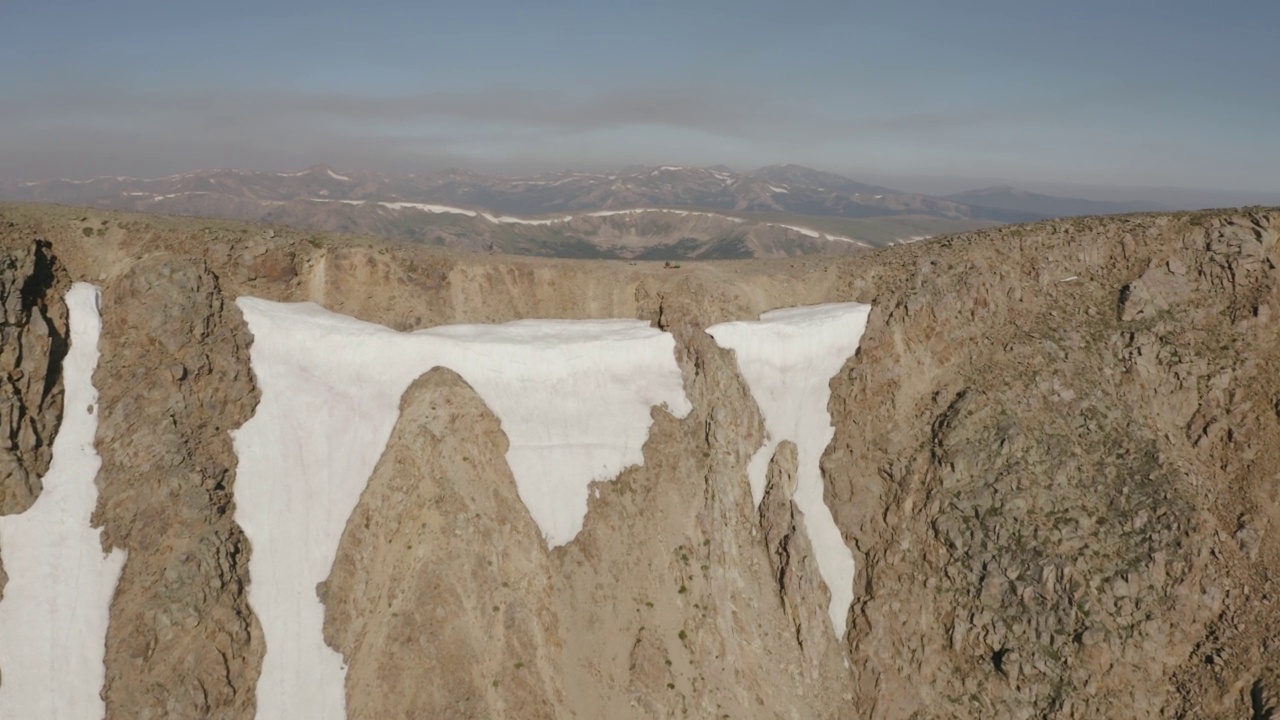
xmin=759 ymin=440 xmax=840 ymax=670
xmin=0 ymin=240 xmax=68 ymax=515
xmin=1118 ymin=260 xmax=1195 ymax=321
xmin=1252 ymin=678 xmax=1278 ymax=720
xmin=91 ymin=254 xmax=263 ymax=720
xmin=322 ymin=369 xmax=566 ymax=719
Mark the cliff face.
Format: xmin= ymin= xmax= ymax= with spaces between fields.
xmin=1 ymin=203 xmax=1279 ymax=719
xmin=0 ymin=239 xmax=68 ymax=515
xmin=92 ymin=256 xmax=263 ymax=719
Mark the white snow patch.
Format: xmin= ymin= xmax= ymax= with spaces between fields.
xmin=311 ymin=199 xmax=475 ymax=216
xmin=480 ymin=212 xmax=575 ymax=226
xmin=707 ymin=302 xmax=871 ymax=638
xmin=232 ymin=299 xmax=691 ymax=720
xmin=314 ymin=199 xmax=571 ymax=225
xmin=0 ymin=283 xmax=127 ymax=718
xmin=309 ymin=201 xmax=759 ymax=227
xmin=768 ymin=185 xmax=790 ymax=194
xmin=767 ymin=222 xmax=861 ymax=243
xmin=326 ymin=169 xmax=351 ymax=181
xmin=378 ymin=201 xmax=476 ymax=216
xmin=588 ymin=208 xmax=743 ymax=223
xmin=588 ymin=208 xmax=687 ymax=218
xmin=776 ymin=223 xmax=821 ymax=238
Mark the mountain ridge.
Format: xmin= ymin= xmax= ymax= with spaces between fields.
xmin=1 ymin=164 xmax=988 ymax=257
xmin=2 ymin=203 xmax=1278 ymax=718
xmin=0 ymin=163 xmax=1094 ymax=251
xmin=2 ymin=164 xmax=1232 ymax=259
xmin=945 ymin=185 xmax=1164 ymax=217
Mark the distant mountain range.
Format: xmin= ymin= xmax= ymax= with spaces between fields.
xmin=0 ymin=164 xmax=1173 ymax=258
xmin=943 ymin=186 xmax=1162 ymax=218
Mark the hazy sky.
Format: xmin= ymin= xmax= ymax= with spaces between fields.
xmin=3 ymin=0 xmax=1278 ymax=196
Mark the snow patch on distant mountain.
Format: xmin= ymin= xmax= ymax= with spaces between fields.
xmin=480 ymin=212 xmax=575 ymax=226
xmin=377 ymin=201 xmax=476 ymax=216
xmin=778 ymin=223 xmax=821 ymax=238
xmin=306 ymin=200 xmax=865 ymax=244
xmin=588 ymin=208 xmax=744 ymax=222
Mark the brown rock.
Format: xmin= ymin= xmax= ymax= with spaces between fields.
xmin=0 ymin=240 xmax=69 ymax=515
xmin=759 ymin=440 xmax=845 ymax=670
xmin=323 ymin=368 xmax=566 ymax=719
xmin=91 ymin=254 xmax=263 ymax=720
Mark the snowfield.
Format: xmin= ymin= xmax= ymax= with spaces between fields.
xmin=0 ymin=283 xmax=127 ymax=719
xmin=231 ymin=298 xmax=691 ymax=720
xmin=707 ymin=302 xmax=871 ymax=639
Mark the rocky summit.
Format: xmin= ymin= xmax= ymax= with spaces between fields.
xmin=1 ymin=201 xmax=1279 ymax=719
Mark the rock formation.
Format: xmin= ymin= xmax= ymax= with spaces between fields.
xmin=0 ymin=239 xmax=68 ymax=515
xmin=0 ymin=202 xmax=1278 ymax=718
xmin=92 ymin=255 xmax=263 ymax=719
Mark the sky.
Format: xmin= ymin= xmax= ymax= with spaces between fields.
xmin=2 ymin=0 xmax=1278 ymax=200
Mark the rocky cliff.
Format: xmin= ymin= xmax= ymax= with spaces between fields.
xmin=0 ymin=239 xmax=67 ymax=515
xmin=1 ymin=202 xmax=1278 ymax=719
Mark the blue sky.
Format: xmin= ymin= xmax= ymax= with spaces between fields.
xmin=3 ymin=0 xmax=1277 ymax=198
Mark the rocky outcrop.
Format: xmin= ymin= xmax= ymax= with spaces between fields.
xmin=323 ymin=369 xmax=566 ymax=719
xmin=823 ymin=210 xmax=1280 ymax=719
xmin=0 ymin=240 xmax=68 ymax=515
xmin=91 ymin=255 xmax=263 ymax=719
xmin=759 ymin=441 xmax=847 ymax=676
xmin=542 ymin=288 xmax=858 ymax=719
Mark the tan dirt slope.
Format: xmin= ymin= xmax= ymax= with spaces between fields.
xmin=0 ymin=202 xmax=1278 ymax=718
